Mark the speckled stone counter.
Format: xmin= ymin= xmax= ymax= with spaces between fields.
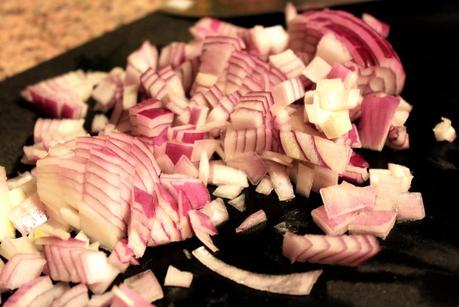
xmin=0 ymin=0 xmax=161 ymax=80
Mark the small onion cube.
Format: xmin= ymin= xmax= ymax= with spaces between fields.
xmin=164 ymin=265 xmax=193 ymax=288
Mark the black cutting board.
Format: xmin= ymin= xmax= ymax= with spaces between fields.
xmin=0 ymin=1 xmax=458 ymax=306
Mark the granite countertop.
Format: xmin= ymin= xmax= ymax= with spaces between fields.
xmin=0 ymin=0 xmax=162 ymax=81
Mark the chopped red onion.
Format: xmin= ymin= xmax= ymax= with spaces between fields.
xmin=226 ymin=153 xmax=267 ymax=185
xmin=311 ymin=205 xmax=356 ymax=236
xmin=433 ymin=117 xmax=456 ymax=142
xmin=255 ymin=176 xmax=274 ymax=196
xmin=358 ymin=94 xmax=400 ymax=151
xmin=87 ymin=291 xmax=114 ymax=307
xmin=283 ymin=231 xmax=380 ymax=266
xmin=0 ymin=254 xmax=46 ymax=290
xmin=3 ymin=276 xmax=53 ymax=307
xmin=189 ymin=210 xmax=219 ymax=252
xmin=362 ymin=13 xmax=390 ymax=38
xmin=348 ymin=210 xmax=397 ymax=239
xmin=386 ymin=126 xmax=410 ymax=150
xmin=0 ymin=237 xmax=39 ymax=260
xmin=397 ymin=192 xmax=425 ymax=222
xmin=295 ymin=162 xmax=314 ymax=197
xmin=236 ymin=210 xmax=267 ymax=233
xmin=164 ymin=265 xmax=193 ymax=288
xmin=192 ymin=246 xmax=322 ymax=295
xmin=21 ymin=70 xmax=91 ymax=119
xmin=269 ymin=50 xmax=306 ymax=79
xmin=228 ymin=194 xmax=246 ymax=212
xmin=321 ymin=182 xmax=376 ymax=218
xmin=288 ymin=10 xmax=405 ymax=95
xmin=266 ymin=162 xmax=295 ymax=201
xmin=123 ymin=270 xmax=163 ymax=302
xmin=31 ymin=282 xmax=69 ymax=307
xmin=213 ymin=185 xmax=244 ymax=199
xmin=111 ymin=285 xmax=154 ymax=307
xmin=200 ymin=198 xmax=229 ymax=226
xmin=189 ymin=18 xmax=245 ymax=40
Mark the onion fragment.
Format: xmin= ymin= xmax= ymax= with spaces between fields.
xmin=192 ymin=246 xmax=322 ymax=295
xmin=164 ymin=265 xmax=193 ymax=288
xmin=236 ymin=210 xmax=267 ymax=233
xmin=0 ymin=253 xmax=46 ymax=290
xmin=282 ymin=232 xmax=380 ymax=266
xmin=4 ymin=276 xmax=53 ymax=307
xmin=111 ymin=285 xmax=154 ymax=307
xmin=433 ymin=117 xmax=456 ymax=142
xmin=255 ymin=176 xmax=274 ymax=196
xmin=228 ymin=194 xmax=246 ymax=212
xmin=123 ymin=270 xmax=163 ymax=302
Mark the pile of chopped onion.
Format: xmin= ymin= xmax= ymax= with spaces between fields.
xmin=0 ymin=4 xmax=433 ymax=305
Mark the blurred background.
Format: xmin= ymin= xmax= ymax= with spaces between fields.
xmin=0 ymin=0 xmax=162 ymax=80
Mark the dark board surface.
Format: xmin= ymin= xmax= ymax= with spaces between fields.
xmin=0 ymin=1 xmax=458 ymax=306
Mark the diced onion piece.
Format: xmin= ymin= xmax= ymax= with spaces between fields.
xmin=9 ymin=193 xmax=47 ymax=235
xmin=30 ymin=282 xmax=69 ymax=307
xmin=311 ymin=205 xmax=356 ymax=236
xmin=302 ymin=56 xmax=331 ymax=83
xmin=285 ymin=2 xmax=297 ymax=24
xmin=362 ymin=13 xmax=390 ymax=38
xmin=91 ymin=114 xmax=109 ymax=133
xmin=123 ymin=270 xmax=164 ymax=303
xmin=397 ymin=192 xmax=425 ymax=222
xmin=370 ymin=172 xmax=402 ymax=211
xmin=282 ymin=232 xmax=380 ymax=266
xmin=200 ymin=198 xmax=229 ymax=226
xmin=266 ymin=162 xmax=295 ymax=201
xmin=213 ymin=185 xmax=244 ymax=199
xmin=4 ymin=276 xmax=53 ymax=307
xmin=208 ymin=163 xmax=249 ymax=187
xmin=189 ymin=210 xmax=219 ymax=252
xmin=35 ymin=223 xmax=70 ymax=241
xmin=256 ymin=177 xmax=275 ymax=198
xmin=388 ymin=163 xmax=413 ymax=193
xmin=7 ymin=172 xmax=36 ymax=195
xmin=236 ymin=210 xmax=267 ymax=233
xmin=321 ymin=182 xmax=376 ymax=218
xmin=316 ymin=33 xmax=352 ymax=65
xmin=226 ymin=153 xmax=267 ymax=185
xmin=295 ymin=163 xmax=314 ymax=197
xmin=199 ymin=152 xmax=210 ymax=186
xmin=358 ymin=94 xmax=400 ymax=151
xmin=0 ymin=253 xmax=46 ymax=290
xmin=79 ymin=251 xmax=112 ymax=284
xmin=391 ymin=97 xmax=412 ymax=126
xmin=433 ymin=117 xmax=456 ymax=142
xmin=316 ymin=79 xmax=346 ymax=111
xmin=112 ymin=285 xmax=153 ymax=307
xmin=0 ymin=237 xmax=39 ymax=260
xmin=311 ymin=165 xmax=339 ymax=193
xmin=87 ymin=291 xmax=114 ymax=307
xmin=228 ymin=194 xmax=246 ymax=212
xmin=192 ymin=246 xmax=322 ymax=295
xmin=348 ymin=210 xmax=397 ymax=239
xmin=8 ymin=187 xmax=32 ymax=209
xmin=0 ymin=169 xmax=16 ymax=240
xmin=164 ymin=265 xmax=193 ymax=288
xmin=269 ymin=50 xmax=306 ymax=79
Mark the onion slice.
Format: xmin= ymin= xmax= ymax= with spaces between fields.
xmin=192 ymin=246 xmax=322 ymax=295
xmin=236 ymin=210 xmax=267 ymax=233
